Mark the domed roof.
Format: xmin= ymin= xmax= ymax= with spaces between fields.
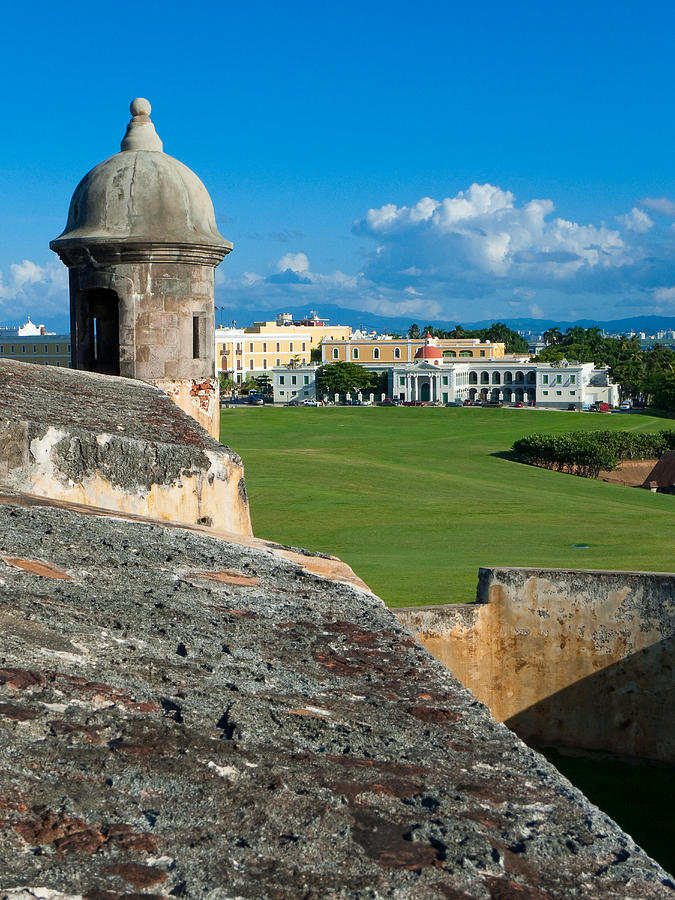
xmin=51 ymin=99 xmax=232 ymax=262
xmin=414 ymin=334 xmax=443 ymax=360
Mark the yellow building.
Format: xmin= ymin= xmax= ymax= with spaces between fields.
xmin=321 ymin=335 xmax=505 ymax=364
xmin=216 ymin=312 xmax=352 ymax=382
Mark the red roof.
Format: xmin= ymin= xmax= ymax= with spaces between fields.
xmin=414 ymin=344 xmax=443 ymax=360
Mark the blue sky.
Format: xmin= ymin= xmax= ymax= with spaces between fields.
xmin=2 ymin=0 xmax=675 ymax=328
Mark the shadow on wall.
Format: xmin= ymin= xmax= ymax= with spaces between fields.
xmin=394 ymin=566 xmax=675 ymax=764
xmin=506 ymin=635 xmax=675 ymax=762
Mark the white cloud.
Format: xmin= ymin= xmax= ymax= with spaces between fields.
xmin=642 ymin=196 xmax=675 ymax=217
xmin=0 ymin=260 xmax=68 ymax=322
xmin=617 ymin=207 xmax=653 ymax=233
xmin=241 ymin=271 xmax=264 ymax=286
xmin=654 ymin=286 xmax=675 ymax=302
xmin=277 ymin=252 xmax=310 ymax=273
xmin=355 ymin=183 xmax=629 ymax=286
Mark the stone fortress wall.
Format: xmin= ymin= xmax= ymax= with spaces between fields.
xmin=0 ymin=355 xmax=673 ymax=896
xmin=395 ymin=566 xmax=675 ymax=763
xmin=0 ymin=359 xmax=251 ymax=536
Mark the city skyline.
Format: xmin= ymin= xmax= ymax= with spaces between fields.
xmin=2 ymin=0 xmax=674 ymax=329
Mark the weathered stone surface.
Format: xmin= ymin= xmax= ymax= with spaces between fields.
xmin=0 ymin=499 xmax=672 ymax=897
xmin=395 ymin=566 xmax=675 ymax=762
xmin=0 ymin=360 xmax=250 ymax=535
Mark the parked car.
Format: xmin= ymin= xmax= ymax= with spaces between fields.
xmin=512 ymin=401 xmax=524 ymax=408
xmin=620 ymin=401 xmax=632 ymax=411
xmin=484 ymin=400 xmax=503 ymax=408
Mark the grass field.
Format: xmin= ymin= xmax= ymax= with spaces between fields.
xmin=220 ymin=406 xmax=674 ymax=607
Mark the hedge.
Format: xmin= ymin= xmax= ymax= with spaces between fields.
xmin=512 ymin=430 xmax=675 ymax=478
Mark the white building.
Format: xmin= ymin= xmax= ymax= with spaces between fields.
xmin=271 ymin=365 xmax=319 ymax=403
xmin=272 ymin=357 xmax=620 ymax=409
xmin=389 ymin=358 xmax=619 ymax=408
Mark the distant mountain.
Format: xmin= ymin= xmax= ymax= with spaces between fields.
xmin=5 ymin=305 xmax=675 ymax=340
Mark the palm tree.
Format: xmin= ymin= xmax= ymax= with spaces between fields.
xmin=543 ymin=327 xmax=562 ymax=345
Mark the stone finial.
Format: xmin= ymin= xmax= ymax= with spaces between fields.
xmin=121 ymin=97 xmax=163 ymax=152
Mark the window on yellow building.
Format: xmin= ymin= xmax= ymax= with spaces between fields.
xmin=353 ymin=348 xmax=359 ymax=359
xmin=249 ymin=342 xmax=254 ymax=352
xmin=302 ymin=342 xmax=306 ymax=351
xmin=373 ymin=348 xmax=380 ymax=359
xmin=332 ymin=348 xmax=339 ymax=359
xmin=289 ymin=342 xmax=294 ymax=351
xmin=263 ymin=359 xmax=267 ymax=369
xmin=276 ymin=342 xmax=280 ymax=352
xmin=263 ymin=342 xmax=267 ymax=352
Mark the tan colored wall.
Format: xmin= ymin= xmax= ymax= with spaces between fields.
xmin=395 ymin=567 xmax=675 ymax=762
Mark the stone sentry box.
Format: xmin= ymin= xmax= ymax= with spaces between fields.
xmin=50 ymin=98 xmax=231 ymax=439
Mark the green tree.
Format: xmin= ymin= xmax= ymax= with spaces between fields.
xmin=543 ymin=327 xmax=562 ymax=345
xmin=253 ymin=374 xmax=273 ymax=397
xmin=610 ymin=358 xmax=645 ymax=400
xmin=239 ymin=377 xmax=258 ymax=395
xmin=479 ymin=322 xmax=528 ymax=354
xmin=218 ymin=372 xmax=236 ymax=394
xmin=315 ymin=362 xmax=383 ymax=397
xmin=408 ymin=323 xmax=421 ymax=339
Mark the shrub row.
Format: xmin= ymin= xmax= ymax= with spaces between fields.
xmin=512 ymin=430 xmax=675 ymax=478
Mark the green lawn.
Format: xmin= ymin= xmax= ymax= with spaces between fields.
xmin=220 ymin=407 xmax=674 ymax=607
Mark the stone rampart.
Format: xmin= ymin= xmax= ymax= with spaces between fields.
xmin=0 ymin=494 xmax=672 ymax=896
xmin=0 ymin=359 xmax=250 ymax=535
xmin=395 ymin=566 xmax=675 ymax=763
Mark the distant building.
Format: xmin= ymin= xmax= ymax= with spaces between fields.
xmin=271 ymin=351 xmax=620 ymax=409
xmin=0 ymin=318 xmax=71 ymax=367
xmin=216 ymin=312 xmax=351 ymax=382
xmin=272 ymin=364 xmax=319 ymax=402
xmin=322 ymin=332 xmax=505 ymax=364
xmin=390 ymin=358 xmax=619 ymax=408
